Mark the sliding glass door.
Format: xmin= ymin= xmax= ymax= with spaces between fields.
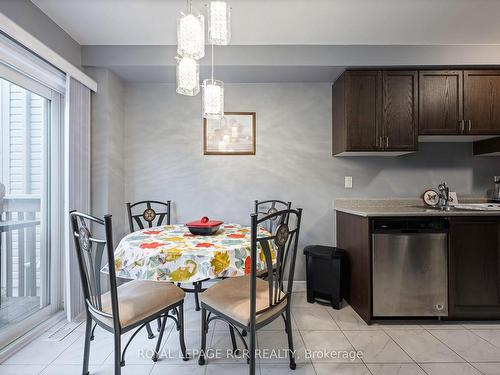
xmin=0 ymin=63 xmax=63 ymax=349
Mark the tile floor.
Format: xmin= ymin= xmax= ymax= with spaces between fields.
xmin=1 ymin=292 xmax=500 ymax=374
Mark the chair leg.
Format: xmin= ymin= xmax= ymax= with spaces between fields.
xmin=145 ymin=323 xmax=155 ymax=339
xmin=90 ymin=322 xmax=97 ymax=341
xmin=198 ymin=307 xmax=207 ymax=365
xmin=282 ymin=313 xmax=288 ymax=334
xmin=229 ymin=326 xmax=238 ymax=354
xmin=178 ymin=304 xmax=189 ymax=361
xmin=152 ymin=316 xmax=168 ymax=362
xmin=194 ymin=282 xmax=201 ymax=311
xmin=249 ymin=326 xmax=256 ymax=375
xmin=157 ymin=318 xmax=162 ymax=332
xmin=82 ymin=316 xmax=92 ymax=375
xmin=285 ymin=306 xmax=296 ymax=370
xmin=114 ymin=332 xmax=122 ymax=375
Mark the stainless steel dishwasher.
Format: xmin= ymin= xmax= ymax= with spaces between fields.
xmin=372 ymin=218 xmax=448 ymax=317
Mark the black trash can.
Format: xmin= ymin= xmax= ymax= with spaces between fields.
xmin=303 ymin=245 xmax=350 ymax=309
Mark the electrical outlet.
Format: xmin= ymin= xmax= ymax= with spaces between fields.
xmin=345 ymin=176 xmax=353 ymax=189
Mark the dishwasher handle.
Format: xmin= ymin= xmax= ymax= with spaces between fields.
xmin=373 ymin=218 xmax=448 ymax=233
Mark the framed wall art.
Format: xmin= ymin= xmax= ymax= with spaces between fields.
xmin=203 ymin=112 xmax=256 ymax=155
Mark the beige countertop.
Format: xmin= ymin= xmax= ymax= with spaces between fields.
xmin=334 ymin=198 xmax=500 ymax=217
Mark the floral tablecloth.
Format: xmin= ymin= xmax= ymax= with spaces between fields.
xmin=112 ymin=224 xmax=274 ymax=283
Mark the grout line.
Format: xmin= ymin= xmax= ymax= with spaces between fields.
xmin=425 ymin=329 xmax=470 ymax=363
xmin=466 ymin=328 xmax=500 ymax=351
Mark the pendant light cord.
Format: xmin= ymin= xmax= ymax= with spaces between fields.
xmin=211 ymin=43 xmax=214 ymax=81
xmin=187 ymin=0 xmax=191 ymax=12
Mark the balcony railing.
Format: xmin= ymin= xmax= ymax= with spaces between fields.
xmin=1 ymin=192 xmax=41 ymax=298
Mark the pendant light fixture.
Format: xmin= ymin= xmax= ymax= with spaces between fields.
xmin=177 ymin=0 xmax=205 ymax=60
xmin=176 ymin=56 xmax=200 ymax=96
xmin=203 ymin=44 xmax=224 ymax=119
xmin=175 ymin=0 xmax=230 ymax=120
xmin=208 ymin=1 xmax=231 ymax=45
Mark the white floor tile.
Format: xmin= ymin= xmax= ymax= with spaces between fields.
xmin=343 ymin=330 xmax=412 ymax=363
xmin=257 ymin=330 xmax=308 ymax=364
xmin=430 ymin=329 xmax=500 ymax=362
xmin=260 ymin=363 xmax=316 ymax=375
xmin=39 ymin=364 xmax=99 ymax=374
xmin=471 ymin=329 xmax=500 ymax=349
xmin=300 ymin=331 xmax=360 ymax=363
xmin=386 ymin=330 xmax=463 ymax=363
xmin=313 ymin=363 xmax=371 ymax=375
xmin=51 ymin=328 xmax=114 ymax=365
xmin=0 ymin=365 xmax=45 ymax=375
xmin=470 ymin=362 xmax=500 ymax=375
xmin=419 ymin=362 xmax=482 ymax=375
xmin=94 ymin=364 xmax=154 ymax=375
xmin=366 ymin=363 xmax=426 ymax=375
xmin=292 ymin=307 xmax=339 ymax=331
xmin=462 ymin=323 xmax=500 ymax=330
xmin=208 ymin=333 xmax=252 ymax=364
xmin=102 ymin=325 xmax=174 ymax=365
xmin=149 ymin=364 xmax=206 ymax=375
xmin=4 ymin=330 xmax=81 ymax=365
xmin=205 ymin=363 xmax=258 ymax=375
xmin=328 ymin=306 xmax=380 ymax=331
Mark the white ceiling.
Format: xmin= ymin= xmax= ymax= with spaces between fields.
xmin=32 ymin=0 xmax=500 ymax=46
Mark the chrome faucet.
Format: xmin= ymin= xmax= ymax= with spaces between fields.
xmin=438 ymin=182 xmax=451 ymax=210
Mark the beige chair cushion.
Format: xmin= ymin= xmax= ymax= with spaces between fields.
xmin=92 ymin=280 xmax=184 ymax=329
xmin=200 ymin=275 xmax=287 ymax=327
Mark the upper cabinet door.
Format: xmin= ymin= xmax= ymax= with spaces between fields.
xmin=382 ymin=71 xmax=418 ymax=151
xmin=345 ymin=71 xmax=382 ymax=151
xmin=464 ymin=70 xmax=500 ymax=135
xmin=419 ymin=70 xmax=463 ymax=135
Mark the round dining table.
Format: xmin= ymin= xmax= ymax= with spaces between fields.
xmin=113 ymin=223 xmax=274 ymax=283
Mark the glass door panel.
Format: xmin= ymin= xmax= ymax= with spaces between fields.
xmin=0 ymin=71 xmax=61 ymax=348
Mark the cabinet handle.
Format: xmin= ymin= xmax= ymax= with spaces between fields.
xmin=459 ymin=120 xmax=464 ymax=133
xmin=468 ymin=119 xmax=472 ymax=132
xmin=386 ymin=137 xmax=389 ymax=148
xmin=379 ymin=136 xmax=383 ymax=149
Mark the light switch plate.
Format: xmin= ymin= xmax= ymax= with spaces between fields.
xmin=345 ymin=176 xmax=353 ymax=189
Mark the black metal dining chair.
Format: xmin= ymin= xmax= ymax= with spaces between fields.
xmin=254 ymin=200 xmax=292 ymax=234
xmin=126 ymin=200 xmax=206 ymax=312
xmin=70 ymin=211 xmax=188 ymax=375
xmin=198 ymin=207 xmax=303 ymax=374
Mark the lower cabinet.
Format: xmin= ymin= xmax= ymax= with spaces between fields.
xmin=449 ymin=217 xmax=500 ymax=319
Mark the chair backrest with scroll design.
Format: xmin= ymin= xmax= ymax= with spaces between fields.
xmin=70 ymin=211 xmax=120 ymax=331
xmin=249 ymin=207 xmax=302 ymax=323
xmin=126 ymin=200 xmax=171 ymax=232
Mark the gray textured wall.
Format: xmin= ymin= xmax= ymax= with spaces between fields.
xmin=87 ymin=67 xmax=126 ymax=243
xmin=123 ymin=82 xmax=500 ymax=281
xmin=0 ymin=0 xmax=82 ymax=67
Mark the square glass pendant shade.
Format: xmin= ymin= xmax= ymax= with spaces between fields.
xmin=177 ymin=10 xmax=205 ymax=59
xmin=202 ymin=79 xmax=224 ymax=119
xmin=208 ymin=1 xmax=231 ymax=45
xmin=176 ymin=56 xmax=200 ymax=96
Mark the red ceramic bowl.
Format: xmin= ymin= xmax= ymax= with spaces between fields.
xmin=185 ymin=217 xmax=223 ymax=235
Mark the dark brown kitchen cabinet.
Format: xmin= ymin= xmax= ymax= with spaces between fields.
xmin=419 ymin=70 xmax=463 ymax=135
xmin=382 ymin=71 xmax=418 ymax=151
xmin=332 ymin=70 xmax=417 ymax=155
xmin=464 ymin=70 xmax=500 ymax=135
xmin=332 ymin=71 xmax=381 ymax=154
xmin=449 ymin=217 xmax=500 ymax=319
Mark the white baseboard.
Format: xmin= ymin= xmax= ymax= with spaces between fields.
xmin=291 ymin=281 xmax=306 ymax=292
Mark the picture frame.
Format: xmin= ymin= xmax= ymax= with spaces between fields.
xmin=203 ymin=112 xmax=256 ymax=155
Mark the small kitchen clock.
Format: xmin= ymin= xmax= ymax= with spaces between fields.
xmin=423 ymin=189 xmax=439 ymax=206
